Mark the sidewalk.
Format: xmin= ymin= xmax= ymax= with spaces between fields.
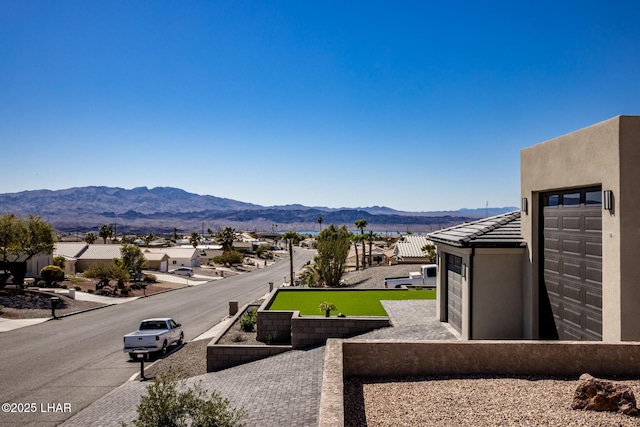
xmin=61 ymin=300 xmax=457 ymax=427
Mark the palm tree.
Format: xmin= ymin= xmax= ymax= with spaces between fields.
xmin=282 ymin=231 xmax=303 ymax=285
xmin=216 ymin=227 xmax=236 ymax=252
xmin=366 ymin=231 xmax=378 ymax=266
xmin=188 ymin=231 xmax=201 ymax=248
xmin=351 ymin=233 xmax=363 ymax=270
xmin=84 ymin=232 xmax=97 ymax=244
xmin=354 ymin=219 xmax=368 ymax=268
xmin=317 ymin=216 xmax=323 ymax=232
xmin=98 ymin=224 xmax=113 ymax=244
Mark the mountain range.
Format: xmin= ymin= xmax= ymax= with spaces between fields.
xmin=0 ymin=186 xmax=517 ymax=235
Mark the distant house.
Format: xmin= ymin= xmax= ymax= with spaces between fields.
xmin=145 ymin=247 xmax=200 ymax=269
xmin=392 ymin=235 xmax=433 ymax=264
xmin=54 ymin=242 xmax=90 ymax=275
xmin=142 ymin=251 xmax=170 ymax=272
xmin=74 ymin=244 xmax=123 ymax=273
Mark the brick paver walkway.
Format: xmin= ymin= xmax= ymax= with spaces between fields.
xmin=61 ymin=300 xmax=455 ymax=427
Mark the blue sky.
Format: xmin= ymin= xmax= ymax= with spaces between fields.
xmin=1 ymin=1 xmax=639 ymax=212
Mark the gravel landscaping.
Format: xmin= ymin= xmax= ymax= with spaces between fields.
xmin=345 ymin=375 xmax=640 ymax=426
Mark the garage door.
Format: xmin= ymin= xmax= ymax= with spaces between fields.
xmin=446 ymin=254 xmax=463 ymax=334
xmin=540 ymin=187 xmax=602 ymax=340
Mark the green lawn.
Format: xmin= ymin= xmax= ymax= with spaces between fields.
xmin=268 ymin=289 xmax=436 ymax=316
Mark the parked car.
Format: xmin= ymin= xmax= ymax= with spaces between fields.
xmin=123 ymin=318 xmax=184 ymax=359
xmin=169 ymin=267 xmax=194 ymax=277
xmin=384 ymin=264 xmax=437 ymax=289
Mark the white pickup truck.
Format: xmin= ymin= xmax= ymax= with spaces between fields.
xmin=384 ymin=264 xmax=437 ymax=289
xmin=123 ymin=318 xmax=184 ymax=359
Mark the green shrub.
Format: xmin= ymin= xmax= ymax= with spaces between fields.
xmin=0 ymin=305 xmax=3 ymax=314
xmin=126 ymin=369 xmax=246 ymax=427
xmin=121 ymin=286 xmax=132 ymax=295
xmin=143 ymin=274 xmax=157 ymax=283
xmin=87 ymin=289 xmax=94 ymax=294
xmin=239 ymin=309 xmax=257 ymax=332
xmin=131 ymin=283 xmax=141 ymax=290
xmin=74 ymin=285 xmax=81 ymax=291
xmin=37 ymin=280 xmax=46 ymax=287
xmin=40 ymin=265 xmax=65 ymax=286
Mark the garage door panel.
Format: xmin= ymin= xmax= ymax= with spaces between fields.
xmin=562 ymin=261 xmax=582 ymax=280
xmin=562 ymin=283 xmax=582 ymax=304
xmin=562 ymin=239 xmax=581 ymax=255
xmin=446 ymin=255 xmax=463 ymax=334
xmin=585 ymin=215 xmax=602 ymax=231
xmin=541 ymin=187 xmax=602 ymax=341
xmin=585 ymin=241 xmax=602 ymax=257
xmin=562 ymin=216 xmax=581 ymax=231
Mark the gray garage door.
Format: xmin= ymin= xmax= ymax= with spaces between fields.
xmin=446 ymin=254 xmax=463 ymax=334
xmin=540 ymin=187 xmax=602 ymax=340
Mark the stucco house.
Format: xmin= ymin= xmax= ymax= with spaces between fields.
xmin=428 ymin=115 xmax=640 ymax=343
xmin=393 ymin=234 xmax=434 ymax=264
xmin=428 ymin=212 xmax=525 ymax=339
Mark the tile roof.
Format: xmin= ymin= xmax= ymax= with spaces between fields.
xmin=78 ymin=244 xmax=124 ymax=260
xmin=427 ymin=211 xmax=524 ymax=248
xmin=54 ymin=242 xmax=89 ymax=259
xmin=395 ymin=235 xmax=434 ymax=260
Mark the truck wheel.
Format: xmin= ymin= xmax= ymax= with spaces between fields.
xmin=177 ymin=332 xmax=184 ymax=346
xmin=161 ymin=340 xmax=168 ymax=355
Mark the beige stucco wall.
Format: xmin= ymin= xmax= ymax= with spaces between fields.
xmin=472 ymin=249 xmax=525 ymax=339
xmin=520 ymin=115 xmax=640 ymax=341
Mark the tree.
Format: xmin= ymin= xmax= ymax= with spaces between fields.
xmin=281 ymin=231 xmax=303 ymax=285
xmin=189 ymin=232 xmax=201 ymax=249
xmin=143 ymin=233 xmax=155 ymax=246
xmin=316 ymin=224 xmax=350 ymax=287
xmin=84 ymin=232 xmax=97 ymax=244
xmin=350 ymin=233 xmax=364 ymax=271
xmin=83 ymin=263 xmax=129 ymax=289
xmin=127 ymin=369 xmax=246 ymax=427
xmin=0 ymin=213 xmax=56 ymax=286
xmin=421 ymin=243 xmax=436 ymax=262
xmin=366 ymin=231 xmax=378 ymax=266
xmin=354 ymin=219 xmax=368 ymax=268
xmin=40 ymin=265 xmax=65 ymax=287
xmin=118 ymin=243 xmax=146 ymax=278
xmin=98 ymin=224 xmax=113 ymax=244
xmin=216 ymin=227 xmax=236 ymax=252
xmin=317 ymin=216 xmax=323 ymax=232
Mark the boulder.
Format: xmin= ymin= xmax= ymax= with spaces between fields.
xmin=572 ymin=373 xmax=638 ymax=416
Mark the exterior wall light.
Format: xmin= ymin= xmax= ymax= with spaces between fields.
xmin=604 ymin=190 xmax=614 ymax=211
xmin=462 ymin=263 xmax=467 ymax=279
xmin=521 ymin=197 xmax=528 ymax=214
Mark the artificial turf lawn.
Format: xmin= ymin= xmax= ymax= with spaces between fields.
xmin=268 ymin=289 xmax=436 ymax=316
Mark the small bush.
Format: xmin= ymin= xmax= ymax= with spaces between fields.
xmin=0 ymin=305 xmax=4 ymax=314
xmin=121 ymin=286 xmax=132 ymax=295
xmin=131 ymin=283 xmax=141 ymax=290
xmin=74 ymin=285 xmax=81 ymax=291
xmin=126 ymin=369 xmax=246 ymax=427
xmin=40 ymin=265 xmax=65 ymax=287
xmin=239 ymin=309 xmax=257 ymax=332
xmin=87 ymin=289 xmax=94 ymax=294
xmin=143 ymin=274 xmax=157 ymax=283
xmin=232 ymin=333 xmax=246 ymax=343
xmin=37 ymin=280 xmax=46 ymax=287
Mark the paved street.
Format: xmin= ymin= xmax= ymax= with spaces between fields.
xmin=0 ymin=249 xmax=316 ymax=426
xmin=61 ymin=300 xmax=457 ymax=427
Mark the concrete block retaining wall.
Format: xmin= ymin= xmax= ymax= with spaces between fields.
xmin=256 ymin=310 xmax=295 ymax=344
xmin=291 ymin=317 xmax=390 ymax=349
xmin=318 ymin=339 xmax=640 ymax=427
xmin=207 ymin=344 xmax=291 ymax=372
